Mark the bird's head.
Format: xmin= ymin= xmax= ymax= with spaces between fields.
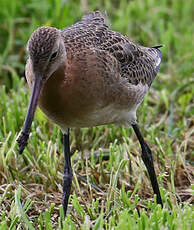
xmin=28 ymin=26 xmax=66 ymax=81
xmin=17 ymin=26 xmax=66 ymax=154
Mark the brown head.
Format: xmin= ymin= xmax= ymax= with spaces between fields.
xmin=17 ymin=26 xmax=66 ymax=153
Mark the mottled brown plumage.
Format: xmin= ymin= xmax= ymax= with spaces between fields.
xmin=17 ymin=11 xmax=163 ymax=215
xmin=62 ymin=11 xmax=160 ymax=86
xmin=24 ymin=11 xmax=161 ymax=131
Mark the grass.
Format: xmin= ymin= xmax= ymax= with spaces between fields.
xmin=0 ymin=0 xmax=193 ymax=229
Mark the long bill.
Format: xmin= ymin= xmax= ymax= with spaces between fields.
xmin=17 ymin=76 xmax=44 ymax=154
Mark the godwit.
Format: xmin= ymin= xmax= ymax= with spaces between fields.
xmin=17 ymin=11 xmax=163 ymax=216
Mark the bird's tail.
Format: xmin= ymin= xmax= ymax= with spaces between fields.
xmin=149 ymin=45 xmax=163 ymax=73
xmin=151 ymin=44 xmax=164 ymax=49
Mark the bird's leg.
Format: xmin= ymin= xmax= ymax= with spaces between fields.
xmin=62 ymin=128 xmax=73 ymax=216
xmin=132 ymin=124 xmax=163 ymax=207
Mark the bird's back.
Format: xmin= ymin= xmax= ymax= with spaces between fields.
xmin=62 ymin=11 xmax=161 ymax=88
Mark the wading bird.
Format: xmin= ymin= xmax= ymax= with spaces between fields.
xmin=17 ymin=11 xmax=163 ymax=216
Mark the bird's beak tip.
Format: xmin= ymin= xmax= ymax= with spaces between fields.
xmin=17 ymin=131 xmax=30 ymax=154
xmin=18 ymin=146 xmax=25 ymax=154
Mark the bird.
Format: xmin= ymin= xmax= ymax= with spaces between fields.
xmin=17 ymin=11 xmax=163 ymax=216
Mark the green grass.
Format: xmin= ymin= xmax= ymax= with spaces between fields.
xmin=0 ymin=0 xmax=193 ymax=229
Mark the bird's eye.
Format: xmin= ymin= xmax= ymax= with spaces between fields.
xmin=50 ymin=51 xmax=58 ymax=61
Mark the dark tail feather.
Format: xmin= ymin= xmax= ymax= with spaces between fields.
xmin=151 ymin=45 xmax=164 ymax=49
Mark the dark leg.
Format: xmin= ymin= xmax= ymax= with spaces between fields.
xmin=132 ymin=124 xmax=163 ymax=207
xmin=62 ymin=128 xmax=73 ymax=216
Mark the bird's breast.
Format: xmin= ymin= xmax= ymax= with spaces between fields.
xmin=37 ymin=58 xmax=114 ymax=128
